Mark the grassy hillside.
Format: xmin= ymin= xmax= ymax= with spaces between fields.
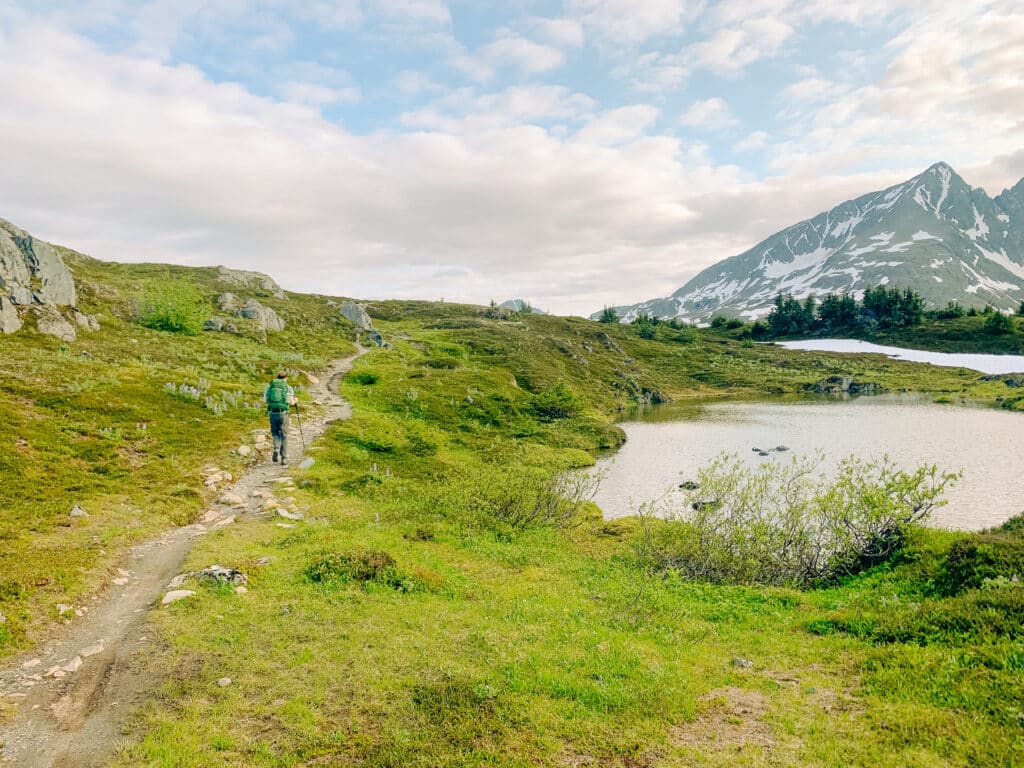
xmin=0 ymin=254 xmax=355 ymax=651
xmin=2 ymin=257 xmax=1022 ymax=765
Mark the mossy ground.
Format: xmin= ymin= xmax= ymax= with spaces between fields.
xmin=0 ymin=255 xmax=354 ymax=650
xmin=29 ymin=296 xmax=1004 ymax=767
xmin=2 ymin=258 xmax=1021 ymax=764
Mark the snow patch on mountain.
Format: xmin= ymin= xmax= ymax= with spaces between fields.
xmin=605 ymin=162 xmax=1024 ymax=323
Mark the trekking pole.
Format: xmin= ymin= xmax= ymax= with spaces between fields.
xmin=293 ymin=401 xmax=307 ymax=451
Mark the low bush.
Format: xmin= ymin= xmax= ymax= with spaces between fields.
xmin=936 ymin=531 xmax=1024 ymax=596
xmin=529 ymin=383 xmax=580 ymax=421
xmin=305 ymin=548 xmax=412 ymax=590
xmin=811 ymin=584 xmax=1024 ymax=644
xmin=348 ymin=371 xmax=379 ymax=385
xmin=639 ymin=452 xmax=959 ymax=587
xmin=422 ymin=463 xmax=601 ymax=532
xmin=136 ymin=280 xmax=207 ymax=335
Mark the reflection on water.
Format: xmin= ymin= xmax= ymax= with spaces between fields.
xmin=590 ymin=395 xmax=1024 ymax=531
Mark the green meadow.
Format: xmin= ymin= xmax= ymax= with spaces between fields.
xmin=2 ymin=259 xmax=1022 ymax=765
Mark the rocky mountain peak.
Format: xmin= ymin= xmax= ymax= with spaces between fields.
xmin=606 ymin=163 xmax=1024 ymax=323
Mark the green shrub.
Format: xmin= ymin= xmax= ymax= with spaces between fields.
xmin=136 ymin=280 xmax=207 ymax=335
xmin=709 ymin=315 xmax=729 ymax=328
xmin=422 ymin=463 xmax=601 ymax=532
xmin=983 ymin=311 xmax=1014 ymax=334
xmin=640 ymin=453 xmax=959 ymax=587
xmin=530 ymin=383 xmax=580 ymax=421
xmin=936 ymin=533 xmax=1024 ymax=596
xmin=305 ymin=548 xmax=412 ymax=590
xmin=725 ymin=318 xmax=745 ymax=329
xmin=814 ymin=585 xmax=1024 ymax=644
xmin=348 ymin=371 xmax=379 ymax=385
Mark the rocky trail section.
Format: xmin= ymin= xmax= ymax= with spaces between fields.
xmin=0 ymin=348 xmax=366 ymax=768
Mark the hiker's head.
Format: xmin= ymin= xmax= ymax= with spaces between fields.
xmin=276 ymin=371 xmax=287 ymax=379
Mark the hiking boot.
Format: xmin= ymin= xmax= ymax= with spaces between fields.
xmin=272 ymin=450 xmax=279 ymax=463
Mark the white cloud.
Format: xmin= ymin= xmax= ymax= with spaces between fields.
xmin=567 ymin=0 xmax=690 ymax=44
xmin=529 ymin=17 xmax=585 ymax=48
xmin=369 ymin=0 xmax=450 ymax=25
xmin=679 ymin=97 xmax=739 ymax=129
xmin=732 ymin=130 xmax=770 ymax=153
xmin=480 ymin=34 xmax=566 ymax=74
xmin=575 ymin=105 xmax=661 ymax=146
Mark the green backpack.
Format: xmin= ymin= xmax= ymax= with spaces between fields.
xmin=266 ymin=379 xmax=290 ymax=410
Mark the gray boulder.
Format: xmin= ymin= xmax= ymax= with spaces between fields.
xmin=0 ymin=219 xmax=77 ymax=307
xmin=216 ymin=267 xmax=285 ymax=299
xmin=340 ymin=300 xmax=372 ymax=330
xmin=237 ymin=299 xmax=285 ymax=332
xmin=203 ymin=317 xmax=238 ymax=333
xmin=72 ymin=311 xmax=99 ymax=331
xmin=363 ymin=329 xmax=388 ymax=347
xmin=36 ymin=310 xmax=77 ymax=342
xmin=215 ymin=292 xmax=239 ymax=311
xmin=1 ymin=296 xmax=22 ymax=334
xmin=811 ymin=376 xmax=884 ymax=395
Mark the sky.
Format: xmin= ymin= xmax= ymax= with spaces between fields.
xmin=0 ymin=1 xmax=1022 ymax=316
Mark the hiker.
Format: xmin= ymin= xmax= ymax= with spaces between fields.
xmin=264 ymin=371 xmax=296 ymax=464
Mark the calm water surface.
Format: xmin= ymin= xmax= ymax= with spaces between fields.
xmin=591 ymin=395 xmax=1024 ymax=530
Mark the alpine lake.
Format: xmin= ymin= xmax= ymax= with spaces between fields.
xmin=589 ymin=391 xmax=1024 ymax=531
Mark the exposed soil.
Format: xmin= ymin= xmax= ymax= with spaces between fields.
xmin=0 ymin=348 xmax=366 ymax=767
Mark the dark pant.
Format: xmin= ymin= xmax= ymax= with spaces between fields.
xmin=269 ymin=411 xmax=289 ymax=458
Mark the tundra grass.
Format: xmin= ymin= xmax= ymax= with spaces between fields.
xmin=113 ymin=305 xmax=1021 ymax=766
xmin=0 ymin=254 xmax=355 ymax=652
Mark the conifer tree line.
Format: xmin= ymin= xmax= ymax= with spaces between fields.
xmin=766 ymin=286 xmax=926 ymax=335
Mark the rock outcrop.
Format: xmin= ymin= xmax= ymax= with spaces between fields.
xmin=1 ymin=296 xmax=22 ymax=334
xmin=35 ymin=309 xmax=77 ymax=342
xmin=0 ymin=219 xmax=77 ymax=307
xmin=237 ymin=299 xmax=285 ymax=332
xmin=811 ymin=376 xmax=885 ymax=395
xmin=216 ymin=267 xmax=285 ymax=299
xmin=1 ymin=218 xmax=81 ymax=339
xmin=340 ymin=300 xmax=372 ymax=330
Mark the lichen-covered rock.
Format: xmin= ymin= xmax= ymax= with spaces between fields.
xmin=340 ymin=300 xmax=372 ymax=330
xmin=236 ymin=299 xmax=285 ymax=332
xmin=72 ymin=311 xmax=99 ymax=331
xmin=0 ymin=296 xmax=22 ymax=334
xmin=36 ymin=310 xmax=76 ymax=342
xmin=203 ymin=317 xmax=238 ymax=333
xmin=216 ymin=266 xmax=285 ymax=299
xmin=215 ymin=292 xmax=239 ymax=311
xmin=0 ymin=219 xmax=77 ymax=307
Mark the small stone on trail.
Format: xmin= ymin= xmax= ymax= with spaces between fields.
xmin=112 ymin=577 xmax=129 ymax=586
xmin=217 ymin=677 xmax=232 ymax=688
xmin=22 ymin=659 xmax=41 ymax=670
xmin=63 ymin=656 xmax=83 ymax=673
xmin=237 ymin=445 xmax=252 ymax=457
xmin=70 ymin=504 xmax=88 ymax=518
xmin=117 ymin=568 xmax=129 ymax=577
xmin=219 ymin=493 xmax=245 ymax=508
xmin=211 ymin=516 xmax=236 ymax=529
xmin=162 ymin=590 xmax=196 ymax=605
xmin=732 ymin=657 xmax=754 ymax=670
xmin=80 ymin=644 xmax=104 ymax=658
xmin=277 ymin=509 xmax=303 ymax=521
xmin=46 ymin=666 xmax=66 ymax=679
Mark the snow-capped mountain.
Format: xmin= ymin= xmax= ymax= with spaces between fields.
xmin=609 ymin=163 xmax=1024 ymax=322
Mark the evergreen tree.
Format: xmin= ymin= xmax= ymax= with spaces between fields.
xmin=598 ymin=306 xmax=619 ymax=323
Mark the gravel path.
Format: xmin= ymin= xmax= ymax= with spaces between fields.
xmin=0 ymin=348 xmax=366 ymax=767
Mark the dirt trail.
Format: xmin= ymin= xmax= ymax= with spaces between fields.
xmin=0 ymin=348 xmax=367 ymax=767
